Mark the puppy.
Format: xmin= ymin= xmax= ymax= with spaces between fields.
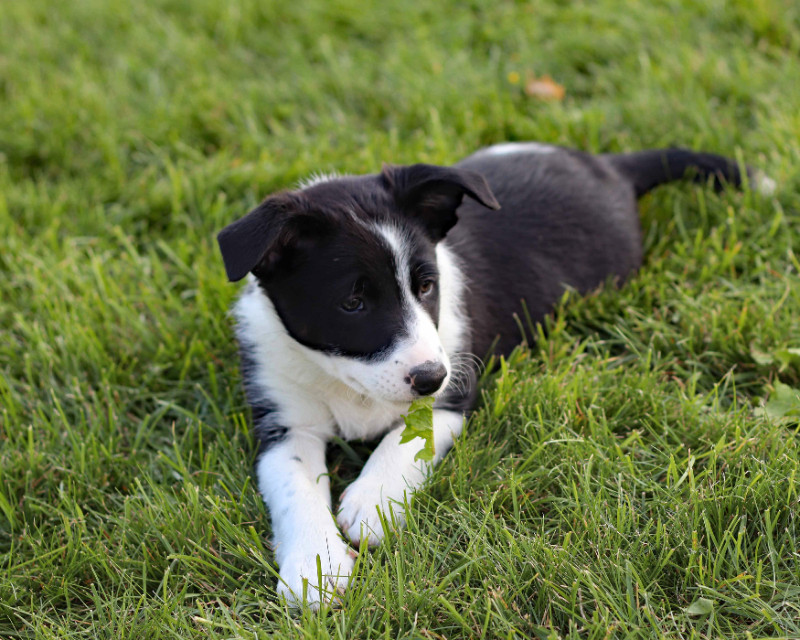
xmin=217 ymin=143 xmax=770 ymax=607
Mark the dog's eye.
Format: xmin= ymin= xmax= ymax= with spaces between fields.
xmin=341 ymin=296 xmax=365 ymax=313
xmin=419 ymin=279 xmax=436 ymax=296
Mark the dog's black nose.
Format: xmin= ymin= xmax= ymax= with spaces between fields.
xmin=408 ymin=361 xmax=447 ymax=396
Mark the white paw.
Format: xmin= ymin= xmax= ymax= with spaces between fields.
xmin=337 ymin=475 xmax=413 ymax=547
xmin=276 ymin=537 xmax=356 ymax=609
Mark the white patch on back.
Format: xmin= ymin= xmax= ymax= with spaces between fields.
xmin=297 ymin=171 xmax=341 ymax=189
xmin=478 ymin=142 xmax=557 ymax=157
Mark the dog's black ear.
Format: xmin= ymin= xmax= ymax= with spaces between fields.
xmin=382 ymin=163 xmax=500 ymax=240
xmin=217 ymin=194 xmax=324 ymax=282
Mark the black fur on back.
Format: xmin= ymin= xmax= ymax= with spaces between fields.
xmin=451 ymin=147 xmax=643 ymax=358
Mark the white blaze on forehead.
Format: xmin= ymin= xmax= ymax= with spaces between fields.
xmin=372 ymin=223 xmax=413 ymax=299
xmin=372 ymin=222 xmax=447 ymax=368
xmin=478 ymin=142 xmax=557 ymax=156
xmin=403 ymin=303 xmax=445 ymax=365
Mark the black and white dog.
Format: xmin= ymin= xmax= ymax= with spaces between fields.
xmin=217 ymin=143 xmax=772 ymax=607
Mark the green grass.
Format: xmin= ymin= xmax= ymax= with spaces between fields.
xmin=1 ymin=0 xmax=799 ymax=637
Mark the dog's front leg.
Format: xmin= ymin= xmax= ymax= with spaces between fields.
xmin=337 ymin=409 xmax=464 ymax=547
xmin=256 ymin=432 xmax=355 ymax=608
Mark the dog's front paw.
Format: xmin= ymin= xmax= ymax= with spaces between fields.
xmin=276 ymin=538 xmax=356 ymax=609
xmin=337 ymin=475 xmax=413 ymax=547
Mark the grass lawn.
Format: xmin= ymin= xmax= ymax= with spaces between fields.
xmin=2 ymin=0 xmax=800 ymax=637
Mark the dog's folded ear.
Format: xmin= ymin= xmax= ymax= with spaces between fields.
xmin=217 ymin=194 xmax=326 ymax=282
xmin=382 ymin=163 xmax=500 ymax=240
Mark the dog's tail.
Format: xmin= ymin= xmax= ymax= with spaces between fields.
xmin=606 ymin=148 xmax=775 ymax=198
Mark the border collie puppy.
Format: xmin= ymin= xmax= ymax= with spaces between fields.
xmin=217 ymin=144 xmax=771 ymax=607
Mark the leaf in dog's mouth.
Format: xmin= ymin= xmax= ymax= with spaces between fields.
xmin=400 ymin=396 xmax=435 ymax=462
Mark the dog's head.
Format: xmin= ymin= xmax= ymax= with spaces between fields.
xmin=218 ymin=163 xmax=499 ymax=404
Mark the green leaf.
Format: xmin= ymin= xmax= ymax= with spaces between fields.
xmin=750 ymin=345 xmax=775 ymax=366
xmin=774 ymin=348 xmax=800 ymax=372
xmin=400 ymin=396 xmax=435 ymax=462
xmin=757 ymin=381 xmax=800 ymax=421
xmin=684 ymin=598 xmax=714 ymax=616
xmin=750 ymin=345 xmax=800 ymax=371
